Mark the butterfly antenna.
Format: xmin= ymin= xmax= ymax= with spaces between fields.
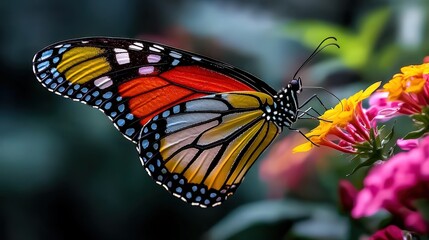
xmin=293 ymin=37 xmax=340 ymax=80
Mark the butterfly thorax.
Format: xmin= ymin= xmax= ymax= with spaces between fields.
xmin=263 ymin=79 xmax=302 ymax=128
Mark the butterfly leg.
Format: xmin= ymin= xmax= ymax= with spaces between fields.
xmin=297 ymin=108 xmax=332 ymax=123
xmin=299 ymin=94 xmax=329 ymax=111
xmin=298 ymin=107 xmax=322 ymax=118
xmin=287 ymin=126 xmax=320 ymax=147
xmin=298 ymin=94 xmax=333 ymax=122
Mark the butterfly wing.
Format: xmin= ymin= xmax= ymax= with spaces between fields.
xmin=32 ymin=37 xmax=276 ymax=143
xmin=138 ymin=91 xmax=281 ymax=207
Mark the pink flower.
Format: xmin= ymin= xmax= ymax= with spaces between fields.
xmin=368 ymin=225 xmax=404 ymax=240
xmin=366 ymin=92 xmax=401 ymax=121
xmin=352 ymin=135 xmax=429 ymax=234
xmin=396 ymin=138 xmax=420 ymax=151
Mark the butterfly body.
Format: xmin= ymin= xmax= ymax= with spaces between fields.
xmin=33 ymin=37 xmax=302 ymax=207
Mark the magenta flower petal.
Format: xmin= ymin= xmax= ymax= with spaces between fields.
xmin=404 ymin=212 xmax=428 ymax=234
xmin=368 ymin=225 xmax=404 ymax=240
xmin=421 ymin=160 xmax=429 ymax=179
xmin=397 ymin=138 xmax=420 ymax=151
xmin=352 ymin=189 xmax=381 ymax=217
xmin=367 ymin=92 xmax=401 ymax=122
xmin=352 ymin=135 xmax=429 ymax=234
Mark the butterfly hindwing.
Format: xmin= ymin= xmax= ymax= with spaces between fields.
xmin=138 ymin=92 xmax=281 ymax=207
xmin=32 ymin=37 xmax=276 ymax=143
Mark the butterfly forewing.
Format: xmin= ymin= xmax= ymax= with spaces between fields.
xmin=138 ymin=92 xmax=281 ymax=207
xmin=32 ymin=37 xmax=276 ymax=144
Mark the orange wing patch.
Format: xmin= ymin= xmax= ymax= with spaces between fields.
xmin=119 ymin=66 xmax=258 ymax=126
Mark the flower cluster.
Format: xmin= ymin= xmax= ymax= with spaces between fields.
xmin=380 ymin=63 xmax=429 ymax=115
xmin=261 ymin=57 xmax=429 ymax=239
xmin=336 ymin=59 xmax=429 ymax=237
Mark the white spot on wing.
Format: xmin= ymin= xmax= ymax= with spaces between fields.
xmin=147 ymin=54 xmax=161 ymax=63
xmin=169 ymin=51 xmax=182 ymax=59
xmin=153 ymin=44 xmax=164 ymax=50
xmin=139 ymin=66 xmax=154 ymax=75
xmin=116 ymin=52 xmax=130 ymax=65
xmin=129 ymin=45 xmax=143 ymax=51
xmin=114 ymin=48 xmax=127 ymax=53
xmin=94 ymin=76 xmax=113 ymax=89
xmin=149 ymin=47 xmax=161 ymax=52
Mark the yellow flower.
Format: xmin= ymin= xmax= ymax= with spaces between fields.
xmin=293 ymin=82 xmax=381 ymax=153
xmin=372 ymin=59 xmax=429 ymax=140
xmin=383 ymin=63 xmax=429 ymax=100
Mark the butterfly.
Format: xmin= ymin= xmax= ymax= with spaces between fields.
xmin=32 ymin=36 xmax=337 ymax=208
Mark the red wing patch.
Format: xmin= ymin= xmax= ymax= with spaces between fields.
xmin=119 ymin=65 xmax=256 ymax=126
xmin=160 ymin=66 xmax=256 ymax=92
xmin=32 ymin=37 xmax=275 ymax=144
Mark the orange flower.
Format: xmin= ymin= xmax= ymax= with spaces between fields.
xmin=381 ymin=63 xmax=429 ymax=114
xmin=293 ymin=82 xmax=381 ymax=153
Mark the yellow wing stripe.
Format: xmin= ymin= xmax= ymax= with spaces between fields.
xmin=165 ymin=148 xmax=198 ymax=173
xmin=183 ymin=145 xmax=223 ymax=183
xmin=226 ymin=121 xmax=269 ymax=185
xmin=65 ymin=57 xmax=112 ymax=84
xmin=197 ymin=110 xmax=262 ymax=146
xmin=237 ymin=122 xmax=279 ymax=182
xmin=204 ymin=119 xmax=264 ymax=190
xmin=228 ymin=121 xmax=279 ymax=185
xmin=57 ymin=47 xmax=105 ymax=72
xmin=224 ymin=91 xmax=274 ymax=108
xmin=56 ymin=47 xmax=111 ymax=84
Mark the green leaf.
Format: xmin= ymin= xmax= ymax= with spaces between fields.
xmin=354 ymin=143 xmax=373 ymax=151
xmin=381 ymin=124 xmax=395 ymax=145
xmin=403 ymin=128 xmax=429 ymax=140
xmin=404 ymin=113 xmax=429 ymax=139
xmin=347 ymin=156 xmax=380 ymax=176
xmin=282 ymin=7 xmax=391 ymax=69
xmin=412 ymin=114 xmax=428 ymax=123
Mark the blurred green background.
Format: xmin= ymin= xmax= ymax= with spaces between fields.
xmin=1 ymin=0 xmax=428 ymax=239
